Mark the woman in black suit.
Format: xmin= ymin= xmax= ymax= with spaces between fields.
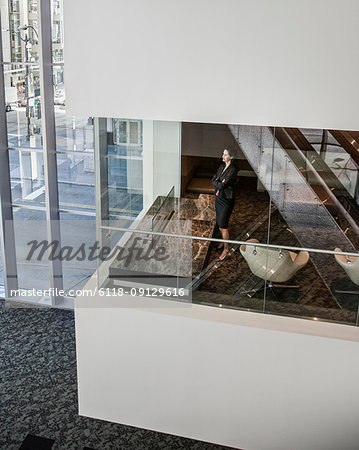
xmin=212 ymin=148 xmax=238 ymax=261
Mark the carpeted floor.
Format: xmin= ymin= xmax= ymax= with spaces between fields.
xmin=0 ymin=300 xmax=234 ymax=450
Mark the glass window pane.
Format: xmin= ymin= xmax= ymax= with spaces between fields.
xmin=9 ymin=149 xmax=45 ymax=208
xmin=55 ymin=114 xmax=94 ymax=153
xmin=1 ymin=0 xmax=40 ymax=63
xmin=97 ymin=118 xmax=144 ymax=224
xmin=130 ymin=121 xmax=140 ymax=144
xmin=300 ymin=128 xmax=359 ymax=200
xmin=51 ymin=0 xmax=64 ymax=62
xmin=108 ymin=154 xmax=143 ymax=218
xmin=53 ymin=65 xmax=94 ymax=153
xmin=57 ymin=153 xmax=95 ymax=212
xmin=12 ymin=208 xmax=51 ymax=300
xmin=4 ymin=63 xmax=42 ymax=149
xmin=114 ymin=120 xmax=127 ymax=144
xmin=59 ymin=214 xmax=96 ymax=294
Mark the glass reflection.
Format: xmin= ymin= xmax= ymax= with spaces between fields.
xmin=57 ymin=153 xmax=95 ymax=212
xmin=51 ymin=0 xmax=64 ymax=62
xmin=12 ymin=208 xmax=51 ymax=296
xmin=9 ymin=149 xmax=45 ymax=207
xmin=53 ymin=65 xmax=94 ymax=153
xmin=1 ymin=0 xmax=40 ymax=63
xmin=98 ymin=118 xmax=143 ymax=223
xmin=59 ymin=214 xmax=96 ymax=294
xmin=1 ymin=0 xmax=63 ymax=63
xmin=4 ymin=63 xmax=42 ymax=149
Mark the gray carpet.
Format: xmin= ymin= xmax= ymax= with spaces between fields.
xmin=0 ymin=300 xmax=233 ymax=450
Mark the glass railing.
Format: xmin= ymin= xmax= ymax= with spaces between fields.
xmin=151 ymin=185 xmax=175 ymax=232
xmin=96 ymin=220 xmax=359 ymax=326
xmin=97 ymin=185 xmax=177 ymax=290
xmin=98 ymin=217 xmax=192 ymax=299
xmin=189 ymin=237 xmax=359 ymax=327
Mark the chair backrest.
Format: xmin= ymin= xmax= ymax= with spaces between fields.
xmin=334 ymin=247 xmax=359 ymax=285
xmin=240 ymin=239 xmax=309 ymax=283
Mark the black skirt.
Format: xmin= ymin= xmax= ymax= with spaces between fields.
xmin=215 ymin=195 xmax=235 ymax=229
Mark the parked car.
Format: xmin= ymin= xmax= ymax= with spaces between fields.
xmin=5 ymin=103 xmax=11 ymax=112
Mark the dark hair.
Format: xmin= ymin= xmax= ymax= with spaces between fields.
xmin=224 ymin=147 xmax=238 ymax=160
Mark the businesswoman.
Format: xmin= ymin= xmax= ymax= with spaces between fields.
xmin=212 ymin=148 xmax=238 ymax=261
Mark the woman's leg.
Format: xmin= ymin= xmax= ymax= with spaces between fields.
xmin=219 ymin=227 xmax=229 ymax=260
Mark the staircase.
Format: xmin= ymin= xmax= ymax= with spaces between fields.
xmin=228 ymin=124 xmax=358 ymax=307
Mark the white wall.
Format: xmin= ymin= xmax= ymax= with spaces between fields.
xmin=64 ymin=0 xmax=359 ymax=130
xmin=69 ymin=1 xmax=359 ymax=447
xmin=153 ymin=121 xmax=181 ymax=198
xmin=143 ymin=120 xmax=181 ymax=207
xmin=75 ymin=282 xmax=359 ymax=450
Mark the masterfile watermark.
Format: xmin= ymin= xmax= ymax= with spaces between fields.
xmin=10 ymin=287 xmax=187 ymax=298
xmin=10 ymin=288 xmax=83 ymax=297
xmin=26 ymin=237 xmax=170 ymax=266
xmin=4 ymin=218 xmax=193 ymax=308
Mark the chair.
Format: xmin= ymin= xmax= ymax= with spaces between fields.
xmin=334 ymin=247 xmax=359 ymax=294
xmin=239 ymin=239 xmax=310 ymax=296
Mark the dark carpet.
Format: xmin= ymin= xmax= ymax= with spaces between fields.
xmin=0 ymin=300 xmax=233 ymax=450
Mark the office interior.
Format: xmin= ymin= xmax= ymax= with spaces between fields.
xmin=97 ymin=121 xmax=359 ymax=328
xmin=3 ymin=114 xmax=359 ymax=324
xmin=2 ymin=1 xmax=359 ymax=449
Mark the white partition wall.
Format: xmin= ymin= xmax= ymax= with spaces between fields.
xmin=142 ymin=120 xmax=181 ymax=209
xmin=68 ymin=1 xmax=359 ymax=448
xmin=64 ymin=0 xmax=359 ymax=130
xmin=75 ymin=291 xmax=359 ymax=450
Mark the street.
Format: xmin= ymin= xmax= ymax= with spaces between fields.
xmin=6 ymin=104 xmax=94 ymax=151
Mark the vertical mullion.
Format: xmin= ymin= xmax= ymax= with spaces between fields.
xmin=95 ymin=118 xmax=109 ymax=288
xmin=38 ymin=0 xmax=63 ymax=305
xmin=0 ymin=13 xmax=18 ymax=297
xmin=95 ymin=118 xmax=109 ymax=243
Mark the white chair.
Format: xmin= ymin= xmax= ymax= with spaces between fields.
xmin=334 ymin=247 xmax=359 ymax=294
xmin=239 ymin=239 xmax=309 ymax=294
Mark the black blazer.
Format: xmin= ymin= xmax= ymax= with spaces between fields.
xmin=212 ymin=163 xmax=238 ymax=200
